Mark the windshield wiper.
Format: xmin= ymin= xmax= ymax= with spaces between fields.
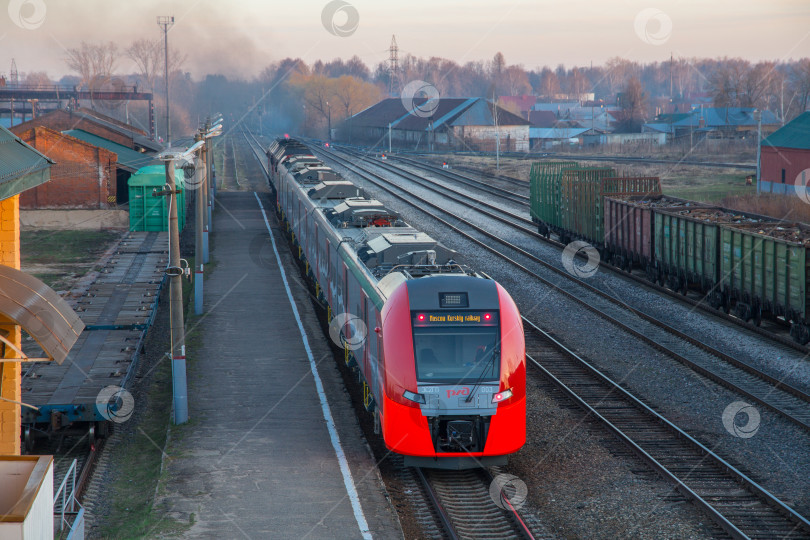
xmin=465 ymin=347 xmax=499 ymax=403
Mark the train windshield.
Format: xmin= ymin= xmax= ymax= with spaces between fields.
xmin=413 ymin=326 xmax=500 ymax=384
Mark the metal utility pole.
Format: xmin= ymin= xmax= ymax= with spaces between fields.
xmin=754 ymin=109 xmax=762 ymax=195
xmin=327 ymin=101 xmax=332 ymax=141
xmin=156 ymin=156 xmax=188 ymax=424
xmin=157 ymin=15 xmax=174 ymax=146
xmin=194 ymin=133 xmax=205 ymax=315
xmin=494 ymin=94 xmax=500 ymax=171
xmin=388 ymin=123 xmax=392 ymax=154
xmin=204 ymin=141 xmax=212 ymax=263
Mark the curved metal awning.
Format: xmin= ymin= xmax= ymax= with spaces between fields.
xmin=0 ymin=265 xmax=84 ymax=364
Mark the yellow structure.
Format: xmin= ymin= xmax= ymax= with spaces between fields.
xmin=0 ymin=195 xmax=21 ymax=455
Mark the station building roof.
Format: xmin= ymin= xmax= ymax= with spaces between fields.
xmin=0 ymin=125 xmax=52 ymax=200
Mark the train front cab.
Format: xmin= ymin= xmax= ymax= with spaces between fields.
xmin=379 ymin=275 xmax=525 ymax=469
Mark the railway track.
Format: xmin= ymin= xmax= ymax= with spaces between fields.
xmin=353 ymin=146 xmax=805 ymax=350
xmin=524 ymin=317 xmax=810 ymax=538
xmin=349 ymin=143 xmax=757 ymax=170
xmin=311 ymin=144 xmax=810 ymax=436
xmin=413 ymin=466 xmax=540 ymax=539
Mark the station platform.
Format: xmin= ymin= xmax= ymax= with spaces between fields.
xmin=156 ymin=192 xmax=401 ymax=539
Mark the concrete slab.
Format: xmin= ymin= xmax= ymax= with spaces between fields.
xmin=157 ymin=192 xmax=402 ymax=539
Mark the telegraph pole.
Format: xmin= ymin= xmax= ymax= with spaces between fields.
xmin=157 ymin=15 xmax=174 ymax=146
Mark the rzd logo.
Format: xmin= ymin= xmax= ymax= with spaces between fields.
xmin=447 ymin=387 xmax=470 ymax=398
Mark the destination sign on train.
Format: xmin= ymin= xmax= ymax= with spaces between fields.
xmin=413 ymin=312 xmax=498 ymax=326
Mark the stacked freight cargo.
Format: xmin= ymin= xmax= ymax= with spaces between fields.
xmin=530 ymin=161 xmax=810 ymax=343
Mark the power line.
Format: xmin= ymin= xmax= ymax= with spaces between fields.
xmin=388 ymin=35 xmax=399 ymax=97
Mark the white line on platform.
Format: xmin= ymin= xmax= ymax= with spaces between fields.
xmin=254 ymin=192 xmax=372 ymax=540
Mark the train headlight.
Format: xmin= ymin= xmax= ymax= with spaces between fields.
xmin=492 ymin=389 xmax=513 ymax=403
xmin=403 ymin=390 xmax=426 ymax=404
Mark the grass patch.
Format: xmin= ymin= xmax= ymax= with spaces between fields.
xmin=98 ymin=358 xmax=188 ymax=539
xmin=664 ymin=182 xmax=754 ymax=202
xmin=21 ymin=230 xmax=121 ymax=290
xmin=659 ymin=171 xmax=753 ymax=202
xmin=21 ymin=230 xmax=120 ymax=265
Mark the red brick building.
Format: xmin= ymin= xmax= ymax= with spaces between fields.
xmin=12 ymin=126 xmax=118 ymax=209
xmin=760 ymin=111 xmax=810 ymax=188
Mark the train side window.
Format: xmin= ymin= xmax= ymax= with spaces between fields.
xmin=782 ymin=169 xmax=786 ymax=184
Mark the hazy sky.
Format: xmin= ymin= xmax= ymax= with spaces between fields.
xmin=1 ymin=0 xmax=808 ymax=80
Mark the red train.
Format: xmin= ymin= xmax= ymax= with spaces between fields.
xmin=267 ymin=138 xmax=525 ymax=468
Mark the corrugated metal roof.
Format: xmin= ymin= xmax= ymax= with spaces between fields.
xmin=529 ymin=127 xmax=589 ymax=139
xmin=642 ymin=123 xmax=676 ymax=134
xmin=429 ymin=98 xmax=479 ymax=128
xmin=0 ymin=125 xmax=52 ymax=183
xmin=395 ymin=98 xmax=473 ymax=130
xmin=346 ymin=97 xmax=530 ymax=131
xmin=63 ymin=129 xmax=155 ymax=171
xmin=68 ymin=108 xmax=161 ymax=152
xmin=672 ymin=107 xmax=778 ymax=128
xmin=761 ymin=111 xmax=810 ymax=150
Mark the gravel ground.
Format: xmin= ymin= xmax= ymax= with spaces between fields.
xmin=319 ymin=149 xmax=810 ymax=528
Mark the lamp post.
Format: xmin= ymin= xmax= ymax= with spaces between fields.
xmin=156 ymin=140 xmax=202 ymax=425
xmin=195 ymin=120 xmax=222 ymax=309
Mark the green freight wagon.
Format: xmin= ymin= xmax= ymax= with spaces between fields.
xmin=529 ymin=161 xmax=577 ymax=236
xmin=718 ymin=220 xmax=810 ymax=339
xmin=128 ymin=165 xmax=187 ymax=232
xmin=653 ymin=205 xmax=736 ymax=297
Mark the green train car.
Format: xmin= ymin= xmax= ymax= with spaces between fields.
xmin=719 ymin=221 xmax=810 ymax=340
xmin=530 ymin=162 xmax=660 ymax=248
xmin=529 ymin=161 xmax=577 ymax=237
xmin=653 ymin=205 xmax=737 ymax=298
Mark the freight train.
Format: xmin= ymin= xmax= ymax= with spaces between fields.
xmin=266 ymin=137 xmax=526 ymax=469
xmin=530 ymin=162 xmax=810 ymax=344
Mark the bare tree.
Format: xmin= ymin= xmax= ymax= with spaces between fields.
xmin=126 ymin=38 xmax=162 ymax=91
xmin=791 ymin=58 xmax=810 ymax=116
xmin=491 ymin=52 xmax=506 ymax=78
xmin=332 ymin=75 xmax=381 ymax=118
xmin=616 ymin=77 xmax=647 ymax=131
xmin=24 ymin=71 xmax=51 ymax=88
xmin=567 ymin=67 xmax=589 ymax=102
xmin=539 ymin=67 xmax=560 ymax=97
xmin=65 ymin=41 xmax=119 ymax=88
xmin=502 ymin=65 xmax=531 ymax=96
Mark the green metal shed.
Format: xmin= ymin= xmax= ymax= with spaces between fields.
xmin=128 ymin=165 xmax=186 ymax=232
